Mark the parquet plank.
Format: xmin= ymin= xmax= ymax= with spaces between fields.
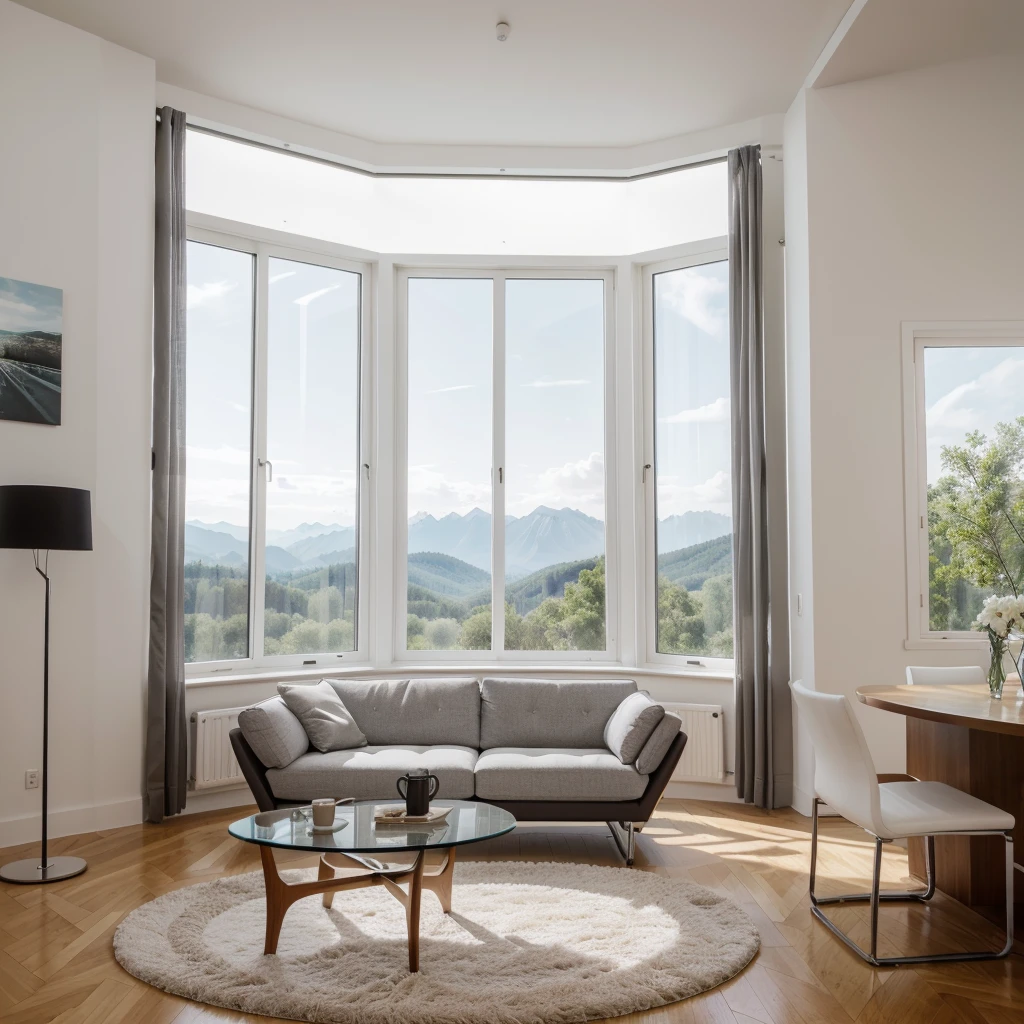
xmin=0 ymin=797 xmax=1021 ymax=1023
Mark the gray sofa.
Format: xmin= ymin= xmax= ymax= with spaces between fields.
xmin=229 ymin=676 xmax=687 ymax=864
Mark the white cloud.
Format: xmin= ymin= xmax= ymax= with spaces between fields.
xmin=506 ymin=452 xmax=606 ymax=518
xmin=925 ymin=355 xmax=1024 ymax=482
xmin=269 ymin=270 xmax=297 ymax=284
xmin=186 ymin=280 xmax=235 ymax=309
xmin=522 ymin=379 xmax=591 ymax=388
xmin=427 ymin=384 xmax=476 ymax=394
xmin=0 ymin=297 xmax=35 ymax=316
xmin=655 ymin=469 xmax=732 ymax=517
xmin=407 ymin=464 xmax=491 ymax=518
xmin=659 ymin=396 xmax=729 ymax=424
xmin=692 ymin=469 xmax=731 ymax=504
xmin=658 ymin=268 xmax=727 ymax=335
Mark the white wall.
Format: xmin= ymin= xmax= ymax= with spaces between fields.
xmin=0 ymin=0 xmax=155 ymax=845
xmin=784 ymin=52 xmax=1024 ymax=800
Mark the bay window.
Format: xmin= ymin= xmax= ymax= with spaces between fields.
xmin=183 ymin=129 xmax=740 ymax=677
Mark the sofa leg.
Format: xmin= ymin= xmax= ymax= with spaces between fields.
xmin=608 ymin=821 xmax=635 ymax=866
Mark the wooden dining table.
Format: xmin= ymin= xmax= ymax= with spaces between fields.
xmin=856 ymin=682 xmax=1024 ymax=938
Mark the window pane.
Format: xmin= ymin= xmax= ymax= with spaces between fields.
xmin=924 ymin=345 xmax=1024 ymax=630
xmin=263 ymin=259 xmax=361 ymax=657
xmin=653 ymin=262 xmax=733 ymax=658
xmin=184 ymin=241 xmax=254 ymax=663
xmin=406 ymin=279 xmax=492 ymax=651
xmin=504 ymin=279 xmax=606 ymax=651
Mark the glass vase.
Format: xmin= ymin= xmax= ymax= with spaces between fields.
xmin=988 ymin=632 xmax=1007 ymax=699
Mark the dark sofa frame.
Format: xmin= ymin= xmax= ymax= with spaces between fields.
xmin=229 ymin=728 xmax=688 ymax=865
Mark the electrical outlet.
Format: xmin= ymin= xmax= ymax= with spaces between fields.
xmin=25 ymin=770 xmax=40 ymax=790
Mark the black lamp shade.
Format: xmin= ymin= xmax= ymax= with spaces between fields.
xmin=0 ymin=486 xmax=93 ymax=551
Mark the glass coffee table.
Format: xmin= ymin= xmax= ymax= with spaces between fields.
xmin=228 ymin=799 xmax=516 ymax=971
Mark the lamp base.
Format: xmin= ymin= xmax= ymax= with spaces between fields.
xmin=0 ymin=856 xmax=87 ymax=884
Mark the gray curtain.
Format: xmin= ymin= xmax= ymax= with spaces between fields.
xmin=729 ymin=145 xmax=773 ymax=808
xmin=146 ymin=106 xmax=188 ymax=823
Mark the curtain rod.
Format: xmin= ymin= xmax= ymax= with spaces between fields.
xmin=156 ymin=108 xmax=729 ymax=182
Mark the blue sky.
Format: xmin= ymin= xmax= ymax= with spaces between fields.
xmin=186 ymin=250 xmax=733 ymax=532
xmin=0 ymin=275 xmax=62 ymax=335
xmin=653 ymin=261 xmax=732 ymax=520
xmin=924 ymin=345 xmax=1024 ymax=484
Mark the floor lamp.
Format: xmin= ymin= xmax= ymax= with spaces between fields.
xmin=0 ymin=485 xmax=93 ymax=884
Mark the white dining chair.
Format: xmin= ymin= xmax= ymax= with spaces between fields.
xmin=791 ymin=681 xmax=1014 ymax=965
xmin=905 ymin=665 xmax=986 ymax=685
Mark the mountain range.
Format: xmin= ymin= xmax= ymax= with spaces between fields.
xmin=185 ymin=507 xmax=731 ymax=579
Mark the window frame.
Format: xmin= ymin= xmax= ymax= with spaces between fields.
xmin=641 ymin=244 xmax=735 ymax=672
xmin=184 ymin=223 xmax=374 ymax=677
xmin=394 ymin=265 xmax=619 ymax=663
xmin=901 ymin=321 xmax=1024 ymax=649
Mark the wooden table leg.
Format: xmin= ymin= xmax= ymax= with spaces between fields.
xmin=319 ymin=854 xmax=336 ymax=909
xmin=380 ymin=850 xmax=427 ymax=972
xmin=260 ymin=846 xmax=289 ymax=956
xmin=257 ymin=845 xmax=446 ymax=970
xmin=422 ymin=846 xmax=456 ymax=913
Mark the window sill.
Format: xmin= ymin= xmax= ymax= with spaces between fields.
xmin=185 ymin=661 xmax=735 ymax=689
xmin=904 ymin=636 xmax=988 ymax=651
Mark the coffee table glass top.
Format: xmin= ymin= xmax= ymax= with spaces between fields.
xmin=228 ymin=799 xmax=515 ymax=855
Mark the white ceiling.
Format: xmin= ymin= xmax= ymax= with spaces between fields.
xmin=16 ymin=0 xmax=850 ymax=148
xmin=813 ymin=0 xmax=1024 ymax=88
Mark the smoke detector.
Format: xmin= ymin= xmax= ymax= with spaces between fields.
xmin=496 ymin=22 xmax=510 ymax=42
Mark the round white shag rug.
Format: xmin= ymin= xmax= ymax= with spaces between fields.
xmin=113 ymin=861 xmax=759 ymax=1024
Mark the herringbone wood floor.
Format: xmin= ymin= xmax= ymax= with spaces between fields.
xmin=1 ymin=798 xmax=1022 ymax=1023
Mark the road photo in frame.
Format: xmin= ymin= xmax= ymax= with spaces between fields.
xmin=0 ymin=275 xmax=62 ymax=425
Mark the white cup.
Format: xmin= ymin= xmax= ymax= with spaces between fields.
xmin=312 ymin=798 xmax=336 ymax=828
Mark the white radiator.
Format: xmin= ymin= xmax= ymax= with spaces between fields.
xmin=661 ymin=702 xmax=725 ymax=783
xmin=190 ymin=707 xmax=246 ymax=790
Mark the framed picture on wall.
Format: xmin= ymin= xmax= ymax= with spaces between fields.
xmin=0 ymin=275 xmax=62 ymax=426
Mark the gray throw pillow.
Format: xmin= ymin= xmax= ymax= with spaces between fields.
xmin=278 ymin=680 xmax=367 ymax=753
xmin=635 ymin=711 xmax=682 ymax=774
xmin=237 ymin=696 xmax=309 ymax=769
xmin=604 ymin=691 xmax=665 ymax=765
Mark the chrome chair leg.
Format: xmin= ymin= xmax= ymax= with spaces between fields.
xmin=808 ymin=798 xmax=1013 ymax=966
xmin=607 ymin=821 xmax=635 ymax=865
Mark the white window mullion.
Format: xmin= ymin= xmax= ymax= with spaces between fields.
xmin=491 ymin=273 xmax=507 ymax=655
xmin=250 ymin=247 xmax=270 ymax=662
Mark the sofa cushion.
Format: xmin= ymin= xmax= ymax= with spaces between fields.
xmin=480 ymin=678 xmax=638 ymax=749
xmin=604 ymin=691 xmax=665 ymax=765
xmin=278 ymin=680 xmax=367 ymax=753
xmin=635 ymin=712 xmax=683 ymax=775
xmin=474 ymin=747 xmax=648 ymax=802
xmin=327 ymin=678 xmax=481 ymax=747
xmin=266 ymin=745 xmax=478 ymax=801
xmin=237 ymin=696 xmax=310 ymax=769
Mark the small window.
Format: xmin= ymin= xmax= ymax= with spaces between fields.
xmin=906 ymin=331 xmax=1024 ymax=639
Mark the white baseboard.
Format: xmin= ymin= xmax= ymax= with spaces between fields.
xmin=183 ymin=785 xmax=255 ymax=817
xmin=0 ymin=797 xmax=143 ymax=850
xmin=791 ymin=785 xmax=815 ymax=818
xmin=663 ymin=780 xmax=744 ymax=803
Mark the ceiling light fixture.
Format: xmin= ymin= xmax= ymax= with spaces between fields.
xmin=496 ymin=22 xmax=510 ymax=42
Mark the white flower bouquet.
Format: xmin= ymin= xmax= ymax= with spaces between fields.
xmin=974 ymin=595 xmax=1024 ymax=698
